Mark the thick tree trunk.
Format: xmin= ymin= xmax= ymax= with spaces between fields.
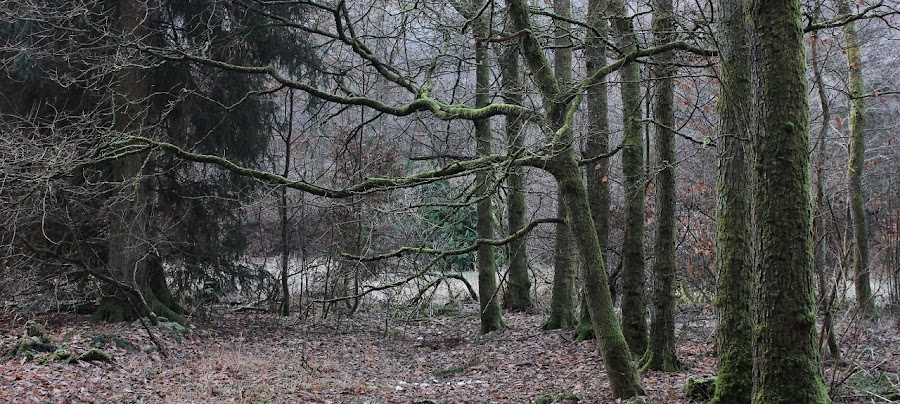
xmin=838 ymin=0 xmax=875 ymax=318
xmin=576 ymin=0 xmax=611 ymax=342
xmin=543 ymin=0 xmax=577 ymax=330
xmin=711 ymin=0 xmax=753 ymax=401
xmin=744 ymin=0 xmax=830 ymax=402
xmin=474 ymin=12 xmax=503 ymax=334
xmin=500 ymin=48 xmax=532 ymax=312
xmin=641 ymin=0 xmax=679 ymax=372
xmin=610 ymin=0 xmax=647 ymax=357
xmin=96 ymin=0 xmax=182 ymax=325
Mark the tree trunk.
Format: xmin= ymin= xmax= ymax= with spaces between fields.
xmin=544 ymin=201 xmax=577 ymax=329
xmin=575 ymin=0 xmax=611 ymax=342
xmin=95 ymin=0 xmax=182 ymax=325
xmin=474 ymin=12 xmax=503 ymax=334
xmin=744 ymin=0 xmax=830 ymax=401
xmin=641 ymin=0 xmax=679 ymax=372
xmin=506 ymin=0 xmax=643 ymax=397
xmin=610 ymin=0 xmax=647 ymax=357
xmin=553 ymin=155 xmax=645 ymax=398
xmin=810 ymin=8 xmax=840 ymax=360
xmin=711 ymin=0 xmax=753 ymax=401
xmin=280 ymin=90 xmax=295 ymax=317
xmin=500 ymin=47 xmax=533 ymax=312
xmin=838 ymin=0 xmax=875 ymax=318
xmin=543 ymin=0 xmax=577 ymax=330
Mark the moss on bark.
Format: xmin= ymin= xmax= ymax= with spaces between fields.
xmin=473 ymin=9 xmax=503 ymax=334
xmin=610 ymin=0 xmax=647 ymax=357
xmin=506 ymin=0 xmax=643 ymax=396
xmin=745 ymin=0 xmax=830 ymax=401
xmin=839 ymin=0 xmax=875 ymax=318
xmin=501 ymin=46 xmax=532 ymax=312
xmin=543 ymin=199 xmax=577 ymax=330
xmin=711 ymin=0 xmax=753 ymax=401
xmin=543 ymin=0 xmax=577 ymax=330
xmin=642 ymin=0 xmax=680 ymax=373
xmin=578 ymin=0 xmax=611 ymax=341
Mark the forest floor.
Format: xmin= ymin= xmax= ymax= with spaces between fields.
xmin=0 ymin=304 xmax=898 ymax=403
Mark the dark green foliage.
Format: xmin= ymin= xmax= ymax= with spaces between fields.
xmin=0 ymin=0 xmax=319 ymax=308
xmin=425 ymin=181 xmax=478 ymax=271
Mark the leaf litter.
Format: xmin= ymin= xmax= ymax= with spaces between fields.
xmin=0 ymin=305 xmax=896 ymax=403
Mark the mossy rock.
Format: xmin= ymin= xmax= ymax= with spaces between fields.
xmin=160 ymin=320 xmax=187 ymax=334
xmin=35 ymin=348 xmax=78 ymax=365
xmin=79 ymin=348 xmax=113 ymax=362
xmin=685 ymin=376 xmax=717 ymax=401
xmin=87 ymin=332 xmax=138 ymax=352
xmin=536 ymin=396 xmax=554 ymax=404
xmin=535 ymin=394 xmax=581 ymax=404
xmin=25 ymin=321 xmax=50 ymax=343
xmin=17 ymin=337 xmax=57 ymax=353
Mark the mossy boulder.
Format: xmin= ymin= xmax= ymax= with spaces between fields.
xmin=79 ymin=348 xmax=113 ymax=362
xmin=535 ymin=394 xmax=581 ymax=404
xmin=17 ymin=337 xmax=57 ymax=353
xmin=685 ymin=376 xmax=717 ymax=401
xmin=35 ymin=348 xmax=78 ymax=365
xmin=25 ymin=320 xmax=50 ymax=343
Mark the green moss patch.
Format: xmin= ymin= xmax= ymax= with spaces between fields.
xmin=685 ymin=376 xmax=716 ymax=401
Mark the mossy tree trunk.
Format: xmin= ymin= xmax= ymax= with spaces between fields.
xmin=745 ymin=0 xmax=830 ymax=402
xmin=711 ymin=0 xmax=753 ymax=401
xmin=543 ymin=0 xmax=577 ymax=330
xmin=473 ymin=11 xmax=503 ymax=334
xmin=95 ymin=0 xmax=184 ymax=325
xmin=610 ymin=0 xmax=647 ymax=357
xmin=500 ymin=47 xmax=533 ymax=312
xmin=838 ymin=0 xmax=875 ymax=318
xmin=506 ymin=0 xmax=643 ymax=397
xmin=810 ymin=8 xmax=841 ymax=360
xmin=641 ymin=0 xmax=679 ymax=372
xmin=575 ymin=0 xmax=611 ymax=342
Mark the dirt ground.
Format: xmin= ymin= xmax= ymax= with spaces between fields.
xmin=0 ymin=304 xmax=897 ymax=403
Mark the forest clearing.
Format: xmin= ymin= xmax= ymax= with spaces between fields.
xmin=1 ymin=306 xmax=898 ymax=403
xmin=3 ymin=0 xmax=900 ymax=402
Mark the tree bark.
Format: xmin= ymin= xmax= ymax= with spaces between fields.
xmin=95 ymin=0 xmax=182 ymax=325
xmin=500 ymin=46 xmax=533 ymax=312
xmin=575 ymin=0 xmax=611 ymax=342
xmin=744 ymin=0 xmax=830 ymax=401
xmin=838 ymin=0 xmax=875 ymax=318
xmin=506 ymin=0 xmax=643 ymax=397
xmin=474 ymin=11 xmax=503 ymax=334
xmin=610 ymin=0 xmax=647 ymax=357
xmin=543 ymin=0 xmax=577 ymax=330
xmin=711 ymin=0 xmax=753 ymax=401
xmin=641 ymin=0 xmax=679 ymax=372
